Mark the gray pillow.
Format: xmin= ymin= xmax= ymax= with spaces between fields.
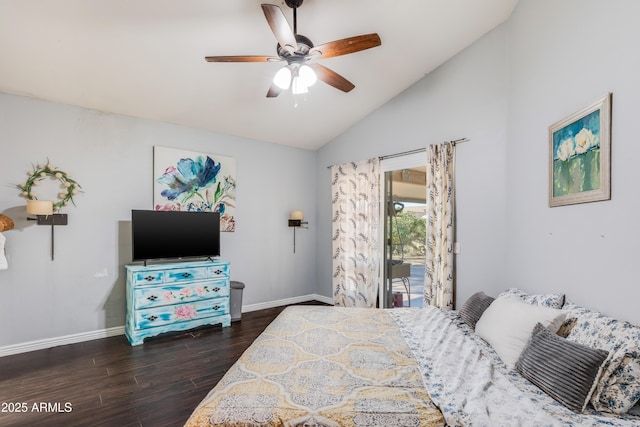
xmin=515 ymin=322 xmax=609 ymax=413
xmin=459 ymin=292 xmax=494 ymax=329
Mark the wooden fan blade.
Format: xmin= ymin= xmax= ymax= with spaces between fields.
xmin=309 ymin=33 xmax=381 ymax=59
xmin=261 ymin=4 xmax=297 ymax=53
xmin=309 ymin=63 xmax=355 ymax=92
xmin=205 ymin=55 xmax=279 ymax=62
xmin=266 ymin=83 xmax=282 ymax=98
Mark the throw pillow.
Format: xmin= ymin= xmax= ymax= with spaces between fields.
xmin=563 ymin=302 xmax=640 ymax=414
xmin=516 ymin=323 xmax=609 ymax=413
xmin=475 ymin=294 xmax=566 ymax=369
xmin=459 ymin=292 xmax=495 ymax=329
xmin=499 ymin=288 xmax=565 ymax=309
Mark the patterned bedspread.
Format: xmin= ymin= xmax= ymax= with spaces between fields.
xmin=184 ymin=306 xmax=444 ymax=427
xmin=185 ymin=305 xmax=640 ymax=427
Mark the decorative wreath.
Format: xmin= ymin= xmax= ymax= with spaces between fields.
xmin=17 ymin=161 xmax=82 ymax=212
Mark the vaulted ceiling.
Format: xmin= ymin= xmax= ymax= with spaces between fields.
xmin=0 ymin=0 xmax=518 ymax=150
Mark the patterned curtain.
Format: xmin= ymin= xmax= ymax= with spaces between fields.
xmin=424 ymin=142 xmax=456 ymax=310
xmin=331 ymin=158 xmax=381 ymax=308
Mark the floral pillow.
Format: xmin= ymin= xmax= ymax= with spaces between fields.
xmin=499 ymin=288 xmax=565 ymax=309
xmin=563 ymin=302 xmax=640 ymax=414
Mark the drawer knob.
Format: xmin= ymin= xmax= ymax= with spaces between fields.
xmin=144 ymin=275 xmax=156 ymax=281
xmin=212 ymin=305 xmax=220 ymax=311
xmin=181 ymin=272 xmax=192 ymax=278
xmin=213 ymin=287 xmax=220 ymax=292
xmin=147 ymin=295 xmax=158 ymax=301
xmin=214 ymin=269 xmax=223 ymax=275
xmin=148 ymin=315 xmax=158 ymax=321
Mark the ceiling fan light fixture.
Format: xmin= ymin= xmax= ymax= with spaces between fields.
xmin=205 ymin=2 xmax=381 ymax=98
xmin=298 ymin=64 xmax=317 ymax=87
xmin=291 ymin=63 xmax=316 ymax=95
xmin=273 ymin=66 xmax=292 ymax=89
xmin=291 ymin=76 xmax=309 ymax=95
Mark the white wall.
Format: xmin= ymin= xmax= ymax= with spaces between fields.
xmin=317 ymin=0 xmax=640 ymax=325
xmin=0 ymin=93 xmax=317 ymax=348
xmin=315 ymin=25 xmax=510 ymax=307
xmin=505 ymin=0 xmax=640 ymax=324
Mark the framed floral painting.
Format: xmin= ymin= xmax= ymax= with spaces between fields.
xmin=153 ymin=146 xmax=236 ymax=231
xmin=549 ymin=93 xmax=611 ymax=207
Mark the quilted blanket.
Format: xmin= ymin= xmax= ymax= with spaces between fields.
xmin=391 ymin=307 xmax=640 ymax=427
xmin=184 ymin=306 xmax=444 ymax=427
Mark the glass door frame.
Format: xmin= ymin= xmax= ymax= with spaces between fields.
xmin=378 ymin=151 xmax=427 ymax=308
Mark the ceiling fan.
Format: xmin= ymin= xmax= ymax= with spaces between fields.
xmin=205 ymin=0 xmax=381 ymax=97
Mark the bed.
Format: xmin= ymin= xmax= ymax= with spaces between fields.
xmin=184 ymin=291 xmax=640 ymax=426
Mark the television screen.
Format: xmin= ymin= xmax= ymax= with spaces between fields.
xmin=131 ymin=210 xmax=220 ymax=262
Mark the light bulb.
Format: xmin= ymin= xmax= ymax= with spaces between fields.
xmin=273 ymin=67 xmax=291 ymax=89
xmin=298 ymin=65 xmax=317 ymax=87
xmin=291 ymin=76 xmax=309 ymax=95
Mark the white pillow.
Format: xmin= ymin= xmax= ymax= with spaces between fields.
xmin=475 ymin=294 xmax=566 ymax=369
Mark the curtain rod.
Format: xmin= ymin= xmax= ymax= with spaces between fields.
xmin=378 ymin=137 xmax=469 ymax=161
xmin=326 ymin=137 xmax=469 ymax=169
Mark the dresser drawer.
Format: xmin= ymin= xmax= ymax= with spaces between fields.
xmin=164 ymin=267 xmax=210 ymax=283
xmin=134 ymin=298 xmax=229 ymax=329
xmin=207 ymin=264 xmax=229 ymax=278
xmin=131 ymin=271 xmax=166 ymax=285
xmin=134 ymin=279 xmax=229 ymax=309
xmin=131 ymin=264 xmax=229 ymax=286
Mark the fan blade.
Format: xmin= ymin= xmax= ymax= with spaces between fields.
xmin=309 ymin=63 xmax=355 ymax=92
xmin=309 ymin=33 xmax=381 ymax=59
xmin=261 ymin=4 xmax=297 ymax=53
xmin=205 ymin=55 xmax=279 ymax=62
xmin=266 ymin=83 xmax=282 ymax=98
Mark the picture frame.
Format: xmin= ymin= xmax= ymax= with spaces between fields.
xmin=549 ymin=92 xmax=611 ymax=207
xmin=153 ymin=146 xmax=236 ymax=231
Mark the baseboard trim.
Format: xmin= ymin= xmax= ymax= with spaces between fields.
xmin=0 ymin=294 xmax=334 ymax=357
xmin=0 ymin=326 xmax=125 ymax=358
xmin=241 ymin=293 xmax=333 ymax=313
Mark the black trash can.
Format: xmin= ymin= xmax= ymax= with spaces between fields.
xmin=230 ymin=281 xmax=245 ymax=322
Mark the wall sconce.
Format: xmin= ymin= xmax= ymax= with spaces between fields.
xmin=26 ymin=200 xmax=67 ymax=261
xmin=288 ymin=210 xmax=308 ymax=253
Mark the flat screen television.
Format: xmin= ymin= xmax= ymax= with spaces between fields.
xmin=131 ymin=210 xmax=220 ymax=262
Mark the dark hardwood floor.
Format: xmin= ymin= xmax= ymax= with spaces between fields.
xmin=0 ymin=301 xmax=327 ymax=427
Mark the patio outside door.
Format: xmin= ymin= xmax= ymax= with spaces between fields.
xmin=381 ymin=164 xmax=427 ymax=308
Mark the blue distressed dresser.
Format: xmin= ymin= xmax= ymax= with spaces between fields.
xmin=125 ymin=260 xmax=231 ymax=345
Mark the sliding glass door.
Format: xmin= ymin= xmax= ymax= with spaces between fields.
xmin=380 ymin=153 xmax=427 ymax=308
